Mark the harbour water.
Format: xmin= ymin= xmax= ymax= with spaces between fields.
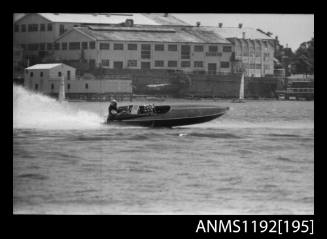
xmin=13 ymin=85 xmax=314 ymax=214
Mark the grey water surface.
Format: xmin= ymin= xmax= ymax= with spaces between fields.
xmin=13 ymin=95 xmax=314 ymax=214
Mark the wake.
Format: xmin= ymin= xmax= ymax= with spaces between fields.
xmin=13 ymin=85 xmax=105 ymax=130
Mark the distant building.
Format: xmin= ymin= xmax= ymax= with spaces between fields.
xmin=14 ymin=13 xmax=277 ymax=78
xmin=209 ymin=25 xmax=277 ymax=77
xmin=52 ymin=25 xmax=233 ymax=74
xmin=24 ymin=63 xmax=132 ymax=99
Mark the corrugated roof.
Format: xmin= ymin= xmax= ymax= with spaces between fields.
xmin=142 ymin=13 xmax=191 ymax=26
xmin=26 ymin=63 xmax=63 ymax=70
xmin=15 ymin=13 xmax=192 ymax=26
xmin=87 ymin=25 xmax=176 ymax=32
xmin=13 ymin=13 xmax=25 ymax=22
xmin=180 ymin=27 xmax=230 ymax=44
xmin=18 ymin=13 xmax=160 ymax=25
xmin=68 ymin=26 xmax=230 ymax=44
xmin=203 ymin=27 xmax=274 ymax=40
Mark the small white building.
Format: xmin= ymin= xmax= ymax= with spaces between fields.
xmin=24 ymin=63 xmax=132 ymax=98
xmin=24 ymin=63 xmax=76 ymax=92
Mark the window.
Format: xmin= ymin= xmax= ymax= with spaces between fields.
xmin=58 ymin=72 xmax=62 ymax=77
xmin=82 ymin=42 xmax=88 ymax=50
xmin=127 ymin=60 xmax=137 ymax=67
xmin=181 ymin=61 xmax=191 ymax=67
xmin=30 ymin=72 xmax=33 ymax=77
xmin=194 ymin=45 xmax=204 ymax=52
xmin=255 ymin=49 xmax=261 ymax=57
xmin=89 ymin=41 xmax=95 ymax=49
xmin=114 ymin=43 xmax=123 ymax=50
xmin=39 ymin=43 xmax=45 ymax=51
xmin=256 ymin=64 xmax=261 ymax=69
xmin=54 ymin=43 xmax=60 ymax=50
xmin=141 ymin=62 xmax=151 ymax=69
xmin=194 ymin=61 xmax=203 ymax=68
xmin=220 ymin=61 xmax=230 ymax=68
xmin=40 ymin=72 xmax=43 ymax=77
xmin=28 ymin=24 xmax=38 ymax=32
xmin=100 ymin=43 xmax=110 ymax=50
xmin=21 ymin=24 xmax=26 ymax=32
xmin=28 ymin=43 xmax=39 ymax=51
xmin=223 ymin=46 xmax=232 ymax=52
xmin=243 ymin=46 xmax=249 ymax=56
xmin=128 ymin=44 xmax=137 ymax=50
xmin=69 ymin=42 xmax=80 ymax=50
xmin=47 ymin=43 xmax=52 ymax=50
xmin=155 ymin=44 xmax=164 ymax=51
xmin=47 ymin=23 xmax=52 ymax=31
xmin=34 ymin=84 xmax=38 ymax=90
xmin=62 ymin=42 xmax=67 ymax=50
xmin=101 ymin=59 xmax=109 ymax=67
xmin=21 ymin=44 xmax=26 ymax=50
xmin=85 ymin=83 xmax=89 ymax=89
xmin=14 ymin=24 xmax=19 ymax=32
xmin=113 ymin=61 xmax=123 ymax=69
xmin=67 ymin=84 xmax=70 ymax=90
xmin=168 ymin=61 xmax=177 ymax=67
xmin=51 ymin=84 xmax=54 ymax=90
xmin=208 ymin=63 xmax=217 ymax=75
xmin=59 ymin=24 xmax=65 ymax=35
xmin=168 ymin=44 xmax=177 ymax=51
xmin=40 ymin=24 xmax=45 ymax=32
xmin=155 ymin=60 xmax=164 ymax=67
xmin=209 ymin=45 xmax=218 ymax=52
xmin=181 ymin=45 xmax=190 ymax=59
xmin=141 ymin=44 xmax=151 ymax=59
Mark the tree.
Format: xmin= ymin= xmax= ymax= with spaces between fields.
xmin=293 ymin=38 xmax=314 ymax=74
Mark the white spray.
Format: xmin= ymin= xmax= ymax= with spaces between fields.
xmin=13 ymin=84 xmax=104 ymax=130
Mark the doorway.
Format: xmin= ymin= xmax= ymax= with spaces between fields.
xmin=208 ymin=63 xmax=217 ymax=75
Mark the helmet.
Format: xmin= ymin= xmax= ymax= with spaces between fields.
xmin=110 ymin=100 xmax=117 ymax=106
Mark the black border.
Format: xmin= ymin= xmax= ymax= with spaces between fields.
xmin=8 ymin=5 xmax=320 ymax=238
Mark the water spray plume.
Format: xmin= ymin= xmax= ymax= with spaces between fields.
xmin=13 ymin=85 xmax=104 ymax=130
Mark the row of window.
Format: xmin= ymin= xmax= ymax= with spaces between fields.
xmin=21 ymin=42 xmax=96 ymax=51
xmin=15 ymin=23 xmax=53 ymax=32
xmin=28 ymin=71 xmax=63 ymax=78
xmin=100 ymin=59 xmax=230 ymax=68
xmin=25 ymin=41 xmax=232 ymax=53
xmin=22 ymin=42 xmax=232 ymax=59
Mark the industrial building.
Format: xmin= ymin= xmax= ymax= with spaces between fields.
xmin=24 ymin=63 xmax=132 ymax=100
xmin=52 ymin=25 xmax=233 ymax=74
xmin=13 ymin=13 xmax=189 ymax=59
xmin=205 ymin=24 xmax=276 ymax=77
xmin=13 ymin=13 xmax=277 ymax=77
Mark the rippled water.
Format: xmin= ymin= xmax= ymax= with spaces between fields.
xmin=13 ymin=85 xmax=314 ymax=214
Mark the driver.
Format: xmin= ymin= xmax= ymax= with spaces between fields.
xmin=107 ymin=100 xmax=118 ymax=123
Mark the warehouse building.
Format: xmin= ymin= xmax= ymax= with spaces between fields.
xmin=24 ymin=63 xmax=132 ymax=100
xmin=13 ymin=13 xmax=189 ymax=59
xmin=52 ymin=24 xmax=233 ymax=74
xmin=14 ymin=13 xmax=276 ymax=77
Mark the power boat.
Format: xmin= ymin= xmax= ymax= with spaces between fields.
xmin=105 ymin=104 xmax=229 ymax=127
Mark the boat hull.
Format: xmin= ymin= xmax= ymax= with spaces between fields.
xmin=108 ymin=105 xmax=229 ymax=127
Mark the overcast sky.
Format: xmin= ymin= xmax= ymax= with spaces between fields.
xmin=173 ymin=14 xmax=314 ymax=51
